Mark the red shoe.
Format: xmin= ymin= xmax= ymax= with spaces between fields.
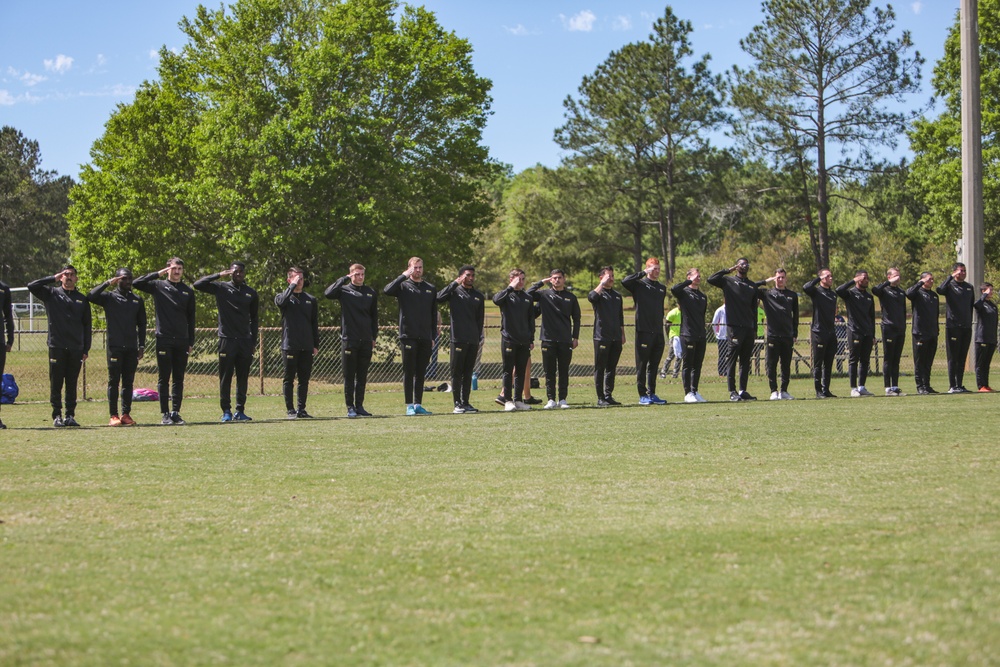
xmin=109 ymin=415 xmax=122 ymax=427
xmin=120 ymin=414 xmax=137 ymax=426
xmin=979 ymin=387 xmax=994 ymax=393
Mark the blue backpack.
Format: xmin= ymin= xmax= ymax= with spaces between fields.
xmin=1 ymin=373 xmax=18 ymax=404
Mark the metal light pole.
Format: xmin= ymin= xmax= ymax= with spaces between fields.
xmin=960 ymin=0 xmax=984 ymax=367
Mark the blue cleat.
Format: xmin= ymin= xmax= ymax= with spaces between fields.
xmin=406 ymin=405 xmax=417 ymax=416
xmin=221 ymin=411 xmax=233 ymax=422
xmin=639 ymin=396 xmax=652 ymax=405
xmin=413 ymin=405 xmax=432 ymax=415
xmin=233 ymin=411 xmax=252 ymax=422
xmin=649 ymin=394 xmax=667 ymax=405
xmin=347 ymin=407 xmax=358 ymax=418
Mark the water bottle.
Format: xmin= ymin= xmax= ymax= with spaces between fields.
xmin=471 ymin=373 xmax=478 ymax=390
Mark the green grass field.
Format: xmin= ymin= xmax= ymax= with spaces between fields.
xmin=2 ymin=379 xmax=998 ymax=666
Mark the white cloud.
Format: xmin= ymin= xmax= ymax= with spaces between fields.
xmin=96 ymin=54 xmax=107 ymax=66
xmin=503 ymin=24 xmax=530 ymax=36
xmin=21 ymin=71 xmax=47 ymax=86
xmin=911 ymin=1 xmax=923 ymax=14
xmin=561 ymin=10 xmax=596 ymax=32
xmin=0 ymin=90 xmax=15 ymax=106
xmin=612 ymin=15 xmax=632 ymax=31
xmin=149 ymin=49 xmax=161 ymax=61
xmin=43 ymin=54 xmax=74 ymax=74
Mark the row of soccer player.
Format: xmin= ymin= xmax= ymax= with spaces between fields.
xmin=0 ymin=254 xmax=995 ymax=429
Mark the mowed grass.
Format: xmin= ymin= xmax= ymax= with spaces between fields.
xmin=1 ymin=379 xmax=998 ymax=666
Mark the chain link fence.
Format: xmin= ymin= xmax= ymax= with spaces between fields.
xmin=2 ymin=319 xmax=971 ymax=403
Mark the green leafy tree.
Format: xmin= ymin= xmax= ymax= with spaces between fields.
xmin=68 ymin=0 xmax=496 ymax=322
xmin=555 ymin=7 xmax=726 ymax=277
xmin=909 ymin=0 xmax=1000 ymax=266
xmin=0 ymin=126 xmax=73 ymax=285
xmin=730 ymin=0 xmax=923 ymax=271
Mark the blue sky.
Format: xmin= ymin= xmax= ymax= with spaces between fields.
xmin=1 ymin=1 xmax=961 ymax=179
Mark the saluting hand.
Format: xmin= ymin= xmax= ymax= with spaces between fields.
xmin=158 ymin=266 xmax=170 ymax=277
xmin=109 ymin=275 xmax=124 ymax=286
xmin=220 ymin=268 xmax=235 ymax=277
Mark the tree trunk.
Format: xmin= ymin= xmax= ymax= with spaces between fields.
xmin=815 ymin=98 xmax=831 ymax=269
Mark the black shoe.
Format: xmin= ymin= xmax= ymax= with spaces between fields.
xmin=297 ymin=409 xmax=313 ymax=419
xmin=917 ymin=387 xmax=929 ymax=395
xmin=730 ymin=391 xmax=742 ymax=402
xmin=815 ymin=391 xmax=827 ymax=399
xmin=524 ymin=396 xmax=542 ymax=405
xmin=169 ymin=412 xmax=185 ymax=425
xmin=959 ymin=386 xmax=970 ymax=393
xmin=597 ymin=398 xmax=610 ymax=407
xmin=53 ymin=416 xmax=64 ymax=427
xmin=739 ymin=391 xmax=756 ymax=401
xmin=287 ymin=410 xmax=299 ymax=419
xmin=355 ymin=406 xmax=372 ymax=417
xmin=0 ymin=419 xmax=6 ymax=429
xmin=495 ymin=394 xmax=506 ymax=406
xmin=605 ymin=397 xmax=621 ymax=406
xmin=926 ymin=387 xmax=939 ymax=394
xmin=161 ymin=412 xmax=173 ymax=425
xmin=462 ymin=404 xmax=479 ymax=413
xmin=63 ymin=415 xmax=80 ymax=427
xmin=823 ymin=391 xmax=837 ymax=398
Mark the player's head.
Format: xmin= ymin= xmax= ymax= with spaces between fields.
xmin=230 ymin=261 xmax=246 ymax=284
xmin=645 ymin=257 xmax=661 ymax=280
xmin=167 ymin=257 xmax=184 ymax=282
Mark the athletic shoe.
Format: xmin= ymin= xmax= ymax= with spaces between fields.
xmin=120 ymin=414 xmax=136 ymax=426
xmin=858 ymin=386 xmax=875 ymax=397
xmin=221 ymin=411 xmax=233 ymax=422
xmin=885 ymin=387 xmax=896 ymax=396
xmin=815 ymin=391 xmax=827 ymax=399
xmin=769 ymin=391 xmax=781 ymax=401
xmin=917 ymin=387 xmax=929 ymax=395
xmin=296 ymin=410 xmax=312 ymax=419
xmin=739 ymin=391 xmax=756 ymax=401
xmin=170 ymin=412 xmax=186 ymax=425
xmin=53 ymin=416 xmax=65 ymax=427
xmin=558 ymin=400 xmax=570 ymax=409
xmin=639 ymin=396 xmax=652 ymax=405
xmin=780 ymin=391 xmax=794 ymax=400
xmin=959 ymin=386 xmax=971 ymax=393
xmin=462 ymin=404 xmax=479 ymax=413
xmin=823 ymin=391 xmax=837 ymax=398
xmin=605 ymin=397 xmax=622 ymax=406
xmin=597 ymin=398 xmax=610 ymax=407
xmin=406 ymin=405 xmax=417 ymax=416
xmin=659 ymin=372 xmax=667 ymax=379
xmin=925 ymin=387 xmax=939 ymax=394
xmin=695 ymin=393 xmax=708 ymax=403
xmin=109 ymin=415 xmax=122 ymax=427
xmin=948 ymin=386 xmax=965 ymax=394
xmin=979 ymin=387 xmax=994 ymax=393
xmin=161 ymin=412 xmax=173 ymax=425
xmin=524 ymin=397 xmax=542 ymax=405
xmin=347 ymin=407 xmax=358 ymax=418
xmin=544 ymin=399 xmax=557 ymax=410
xmin=514 ymin=400 xmax=530 ymax=411
xmin=0 ymin=420 xmax=5 ymax=430
xmin=355 ymin=407 xmax=372 ymax=417
xmin=685 ymin=392 xmax=699 ymax=403
xmin=730 ymin=391 xmax=742 ymax=402
xmin=63 ymin=416 xmax=80 ymax=427
xmin=850 ymin=388 xmax=862 ymax=397
xmin=452 ymin=405 xmax=465 ymax=414
xmin=495 ymin=394 xmax=506 ymax=406
xmin=233 ymin=412 xmax=252 ymax=422
xmin=413 ymin=405 xmax=432 ymax=415
xmin=504 ymin=401 xmax=517 ymax=412
xmin=649 ymin=394 xmax=667 ymax=405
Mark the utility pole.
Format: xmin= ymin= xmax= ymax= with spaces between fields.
xmin=960 ymin=0 xmax=984 ymax=367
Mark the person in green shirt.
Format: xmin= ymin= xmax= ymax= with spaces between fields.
xmin=660 ymin=306 xmax=683 ymax=378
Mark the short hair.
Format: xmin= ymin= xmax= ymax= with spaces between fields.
xmin=981 ymin=282 xmax=993 ymax=292
xmin=953 ymin=262 xmax=966 ymax=272
xmin=458 ymin=264 xmax=476 ymax=276
xmin=737 ymin=257 xmax=750 ymax=264
xmin=508 ymin=268 xmax=525 ymax=281
xmin=62 ymin=264 xmax=77 ymax=273
xmin=167 ymin=257 xmax=184 ymax=267
xmin=686 ymin=267 xmax=699 ymax=279
xmin=349 ymin=263 xmax=365 ymax=273
xmin=287 ymin=266 xmax=304 ymax=278
xmin=408 ymin=257 xmax=423 ymax=268
xmin=598 ymin=266 xmax=614 ymax=278
xmin=645 ymin=257 xmax=660 ymax=269
xmin=920 ymin=271 xmax=933 ymax=281
xmin=775 ymin=268 xmax=786 ymax=276
xmin=855 ymin=269 xmax=868 ymax=278
xmin=886 ymin=266 xmax=900 ymax=277
xmin=549 ymin=268 xmax=565 ymax=277
xmin=115 ymin=267 xmax=133 ymax=278
xmin=231 ymin=261 xmax=246 ymax=270
xmin=818 ymin=268 xmax=832 ymax=277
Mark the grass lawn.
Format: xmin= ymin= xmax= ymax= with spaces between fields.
xmin=2 ymin=379 xmax=998 ymax=665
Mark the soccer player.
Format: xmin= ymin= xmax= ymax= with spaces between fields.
xmin=670 ymin=268 xmax=708 ymax=403
xmin=194 ymin=262 xmax=260 ymax=422
xmin=803 ymin=268 xmax=838 ymax=398
xmin=708 ymin=258 xmax=760 ymax=401
xmin=872 ymin=267 xmax=907 ymax=396
xmin=384 ymin=257 xmax=437 ymax=415
xmin=660 ymin=306 xmax=682 ymax=378
xmin=28 ymin=266 xmax=92 ymax=427
xmin=276 ymin=267 xmax=319 ymax=419
xmin=134 ymin=257 xmax=196 ymax=425
xmin=622 ymin=258 xmax=668 ymax=405
xmin=906 ymin=272 xmax=940 ymax=394
xmin=87 ymin=269 xmax=147 ymax=426
xmin=973 ymin=282 xmax=997 ymax=392
xmin=436 ymin=265 xmax=486 ymax=414
xmin=325 ymin=264 xmax=378 ymax=417
xmin=937 ymin=263 xmax=976 ymax=393
xmin=836 ymin=270 xmax=876 ymax=397
xmin=493 ymin=268 xmax=535 ymax=411
xmin=589 ymin=266 xmax=625 ymax=406
xmin=757 ymin=268 xmax=799 ymax=400
xmin=527 ymin=269 xmax=581 ymax=409
xmin=0 ymin=279 xmax=13 ymax=430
